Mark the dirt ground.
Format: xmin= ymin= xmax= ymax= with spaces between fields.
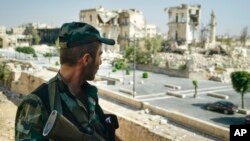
xmin=0 ymin=85 xmax=21 ymax=141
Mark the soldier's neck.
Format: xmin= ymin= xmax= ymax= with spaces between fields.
xmin=59 ymin=65 xmax=85 ymax=96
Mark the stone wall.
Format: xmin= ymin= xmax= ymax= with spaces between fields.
xmin=116 ymin=117 xmax=172 ymax=141
xmin=0 ymin=59 xmax=56 ymax=95
xmin=11 ymin=72 xmax=46 ymax=95
xmin=136 ymin=64 xmax=206 ymax=80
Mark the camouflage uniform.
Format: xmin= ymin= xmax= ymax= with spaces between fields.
xmin=15 ymin=73 xmax=111 ymax=141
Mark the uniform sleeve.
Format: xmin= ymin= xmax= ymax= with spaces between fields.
xmin=15 ymin=94 xmax=49 ymax=141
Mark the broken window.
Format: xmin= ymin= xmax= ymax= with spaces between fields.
xmin=181 ymin=13 xmax=184 ymax=22
xmin=176 ymin=13 xmax=178 ymax=23
xmin=175 ymin=31 xmax=178 ymax=40
xmin=125 ymin=18 xmax=129 ymax=25
xmin=189 ymin=9 xmax=199 ymax=26
xmin=0 ymin=38 xmax=2 ymax=48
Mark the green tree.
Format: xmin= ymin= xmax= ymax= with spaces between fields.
xmin=113 ymin=58 xmax=129 ymax=85
xmin=192 ymin=80 xmax=198 ymax=98
xmin=144 ymin=35 xmax=163 ymax=65
xmin=124 ymin=37 xmax=164 ymax=65
xmin=15 ymin=46 xmax=37 ymax=58
xmin=43 ymin=52 xmax=53 ymax=63
xmin=31 ymin=28 xmax=41 ymax=45
xmin=124 ymin=42 xmax=153 ymax=65
xmin=136 ymin=51 xmax=152 ymax=65
xmin=124 ymin=44 xmax=136 ymax=63
xmin=231 ymin=71 xmax=250 ymax=108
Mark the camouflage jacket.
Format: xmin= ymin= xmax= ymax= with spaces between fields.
xmin=15 ymin=73 xmax=109 ymax=141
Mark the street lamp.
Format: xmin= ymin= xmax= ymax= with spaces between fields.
xmin=132 ymin=34 xmax=137 ymax=98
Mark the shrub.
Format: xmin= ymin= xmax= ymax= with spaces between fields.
xmin=55 ymin=61 xmax=59 ymax=66
xmin=43 ymin=52 xmax=52 ymax=58
xmin=126 ymin=69 xmax=130 ymax=75
xmin=114 ymin=61 xmax=123 ymax=70
xmin=15 ymin=46 xmax=37 ymax=57
xmin=142 ymin=72 xmax=148 ymax=78
xmin=112 ymin=68 xmax=117 ymax=72
xmin=33 ymin=54 xmax=37 ymax=58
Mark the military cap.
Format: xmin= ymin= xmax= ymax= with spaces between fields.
xmin=59 ymin=22 xmax=115 ymax=48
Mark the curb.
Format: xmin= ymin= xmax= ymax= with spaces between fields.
xmin=238 ymin=109 xmax=250 ymax=115
xmin=97 ymin=86 xmax=143 ymax=109
xmin=119 ymin=88 xmax=135 ymax=95
xmin=207 ymin=92 xmax=229 ymax=99
xmin=164 ymin=84 xmax=181 ymax=90
xmin=166 ymin=91 xmax=186 ymax=98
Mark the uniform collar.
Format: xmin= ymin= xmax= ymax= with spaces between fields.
xmin=56 ymin=72 xmax=96 ymax=97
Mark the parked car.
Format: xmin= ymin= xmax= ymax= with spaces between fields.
xmin=205 ymin=101 xmax=238 ymax=114
xmin=245 ymin=114 xmax=250 ymax=124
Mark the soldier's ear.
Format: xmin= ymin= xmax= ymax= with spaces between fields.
xmin=80 ymin=53 xmax=92 ymax=66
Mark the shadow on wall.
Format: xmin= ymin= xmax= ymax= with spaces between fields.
xmin=210 ymin=117 xmax=245 ymax=125
xmin=0 ymin=84 xmax=22 ymax=106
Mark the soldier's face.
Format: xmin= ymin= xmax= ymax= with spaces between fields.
xmin=84 ymin=44 xmax=102 ymax=81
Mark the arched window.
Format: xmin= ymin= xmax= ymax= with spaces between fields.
xmin=175 ymin=31 xmax=178 ymax=40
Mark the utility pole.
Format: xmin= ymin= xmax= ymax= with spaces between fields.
xmin=133 ymin=34 xmax=136 ymax=98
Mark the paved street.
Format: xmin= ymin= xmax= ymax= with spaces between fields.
xmin=96 ymin=62 xmax=250 ymax=128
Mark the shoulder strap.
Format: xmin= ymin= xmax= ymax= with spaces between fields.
xmin=48 ymin=77 xmax=62 ymax=114
xmin=60 ymin=92 xmax=93 ymax=134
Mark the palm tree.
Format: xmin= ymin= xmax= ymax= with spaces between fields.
xmin=192 ymin=80 xmax=198 ymax=98
xmin=231 ymin=71 xmax=250 ymax=109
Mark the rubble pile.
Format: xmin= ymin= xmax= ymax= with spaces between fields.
xmin=161 ymin=47 xmax=250 ymax=83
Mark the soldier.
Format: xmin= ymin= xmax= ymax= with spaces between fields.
xmin=15 ymin=22 xmax=118 ymax=141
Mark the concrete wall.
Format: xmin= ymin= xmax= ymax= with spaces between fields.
xmin=136 ymin=64 xmax=188 ymax=78
xmin=116 ymin=116 xmax=173 ymax=141
xmin=10 ymin=72 xmax=46 ymax=95
xmin=143 ymin=103 xmax=229 ymax=141
xmin=0 ymin=35 xmax=8 ymax=48
xmin=136 ymin=64 xmax=207 ymax=80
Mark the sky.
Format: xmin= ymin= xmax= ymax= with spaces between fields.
xmin=0 ymin=0 xmax=249 ymax=36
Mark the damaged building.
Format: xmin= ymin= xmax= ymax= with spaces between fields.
xmin=37 ymin=27 xmax=60 ymax=45
xmin=118 ymin=9 xmax=146 ymax=50
xmin=80 ymin=7 xmax=153 ymax=52
xmin=79 ymin=6 xmax=120 ymax=52
xmin=166 ymin=4 xmax=201 ymax=45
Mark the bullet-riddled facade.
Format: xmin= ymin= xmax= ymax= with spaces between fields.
xmin=118 ymin=9 xmax=145 ymax=39
xmin=166 ymin=4 xmax=201 ymax=44
xmin=118 ymin=9 xmax=146 ymax=50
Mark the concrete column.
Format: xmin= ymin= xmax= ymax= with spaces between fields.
xmin=209 ymin=10 xmax=216 ymax=43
